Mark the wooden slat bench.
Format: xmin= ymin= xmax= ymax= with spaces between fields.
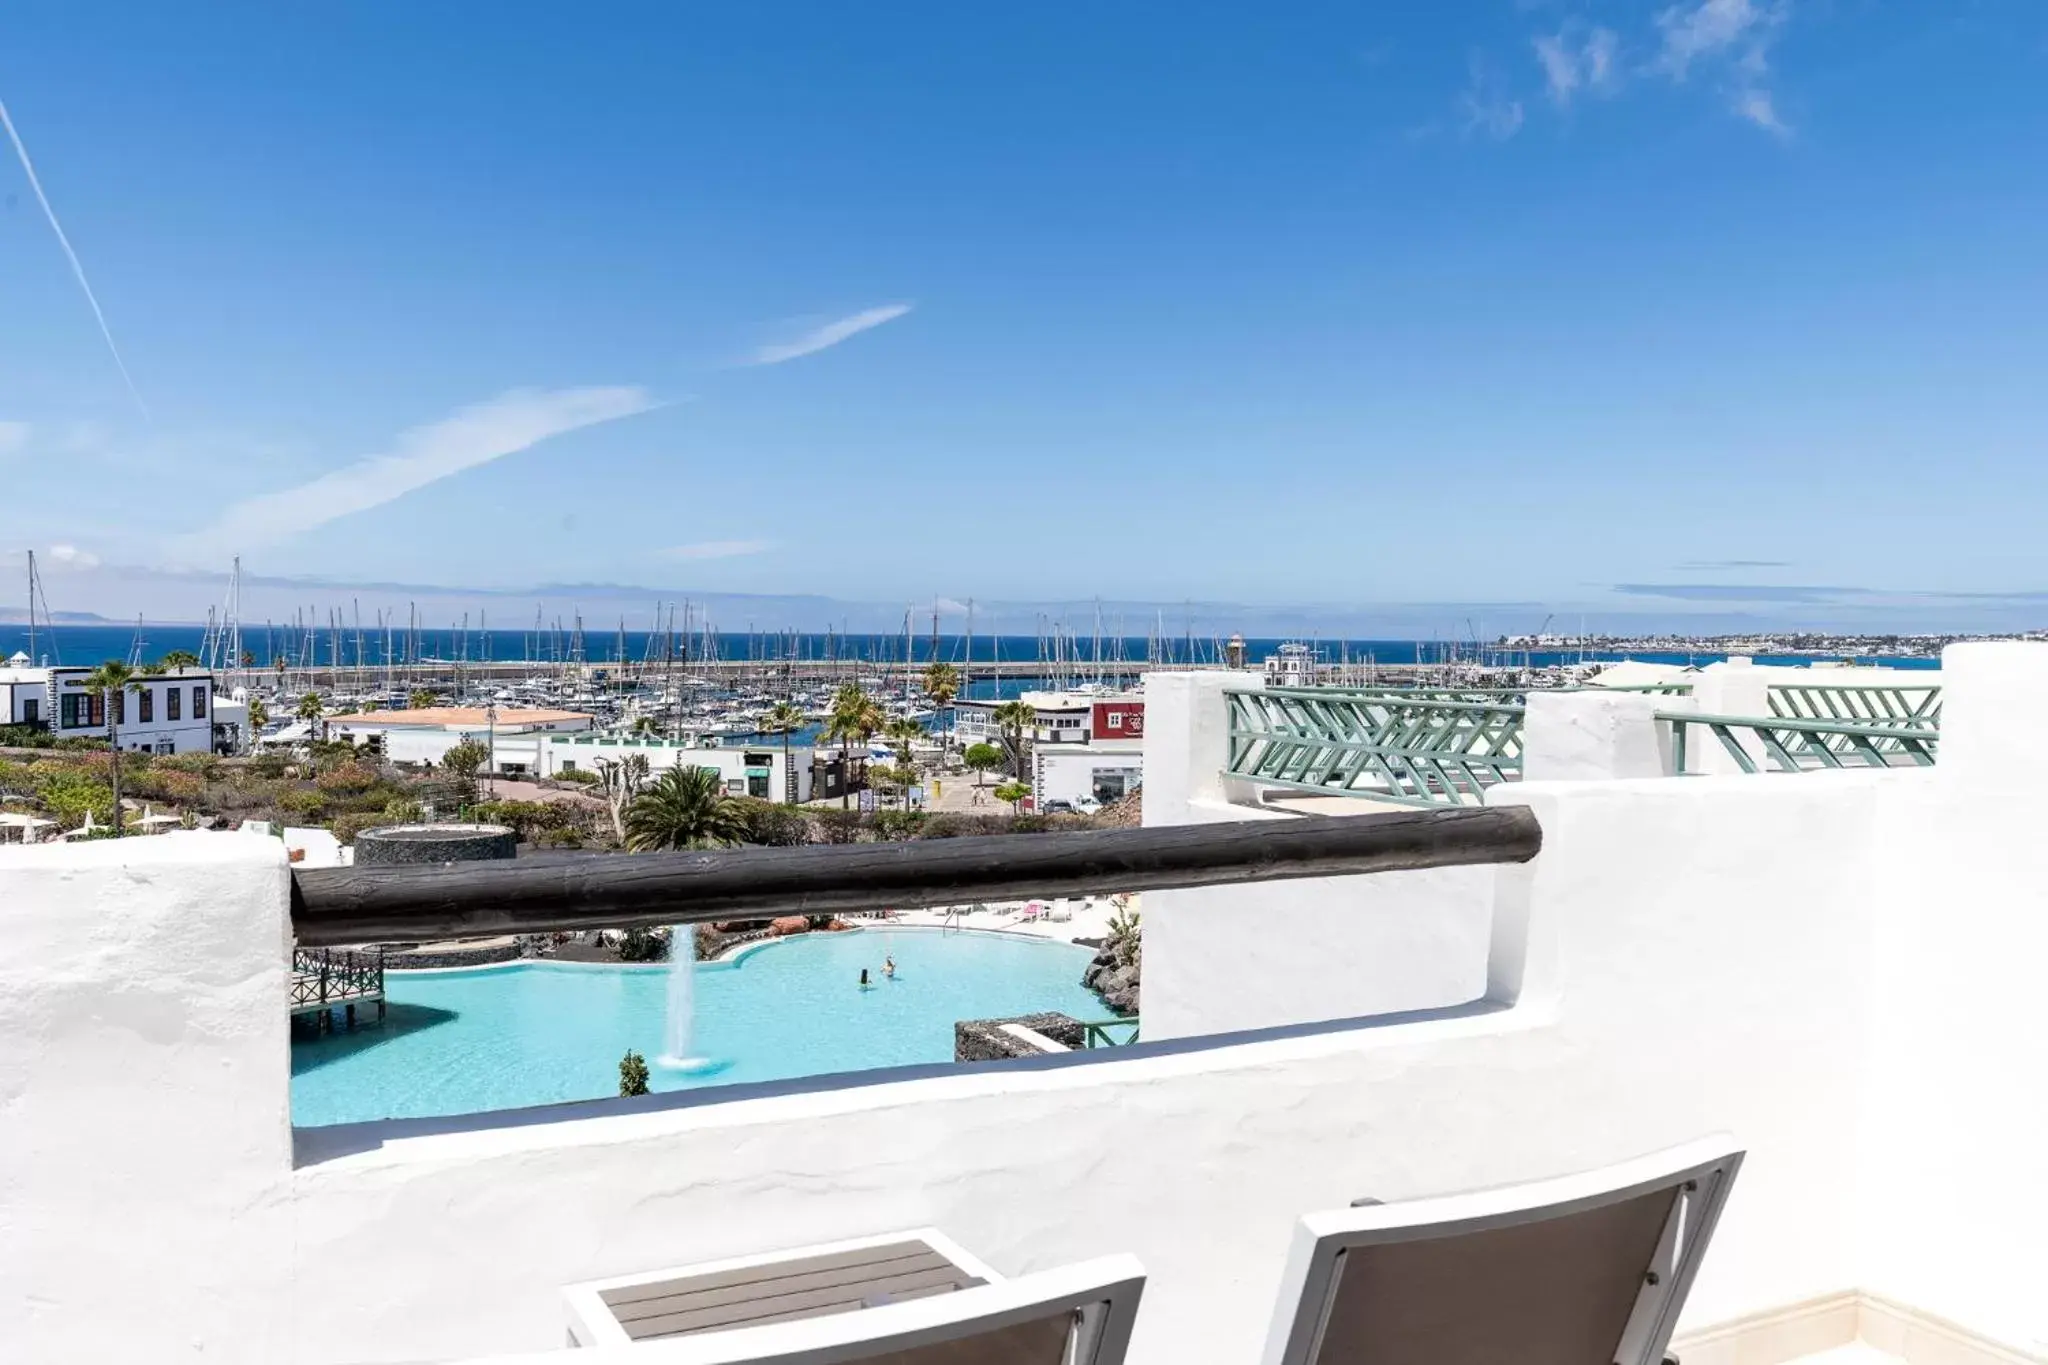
xmin=562 ymin=1230 xmax=1003 ymax=1348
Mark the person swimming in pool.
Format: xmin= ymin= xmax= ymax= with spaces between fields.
xmin=859 ymin=968 xmax=872 ymax=989
xmin=884 ymin=955 xmax=896 ymax=979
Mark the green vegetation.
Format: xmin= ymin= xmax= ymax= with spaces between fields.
xmin=992 ymin=700 xmax=1033 ymax=777
xmin=34 ymin=767 xmax=115 ymax=829
xmin=618 ymin=1050 xmax=650 ymax=1097
xmin=994 ymin=780 xmax=1030 ymax=813
xmin=408 ymin=688 xmax=437 ymax=710
xmin=962 ymin=742 xmax=1003 ymax=788
xmin=159 ymin=650 xmax=201 ymax=670
xmin=1106 ymin=897 xmax=1141 ymax=971
xmin=821 ymin=682 xmax=884 ymax=810
xmin=82 ymin=661 xmax=140 ymax=837
xmin=731 ymin=796 xmax=809 ymax=847
xmin=624 ymin=766 xmax=747 ymax=851
xmin=439 ymin=739 xmax=490 ymax=801
xmin=920 ymin=662 xmax=961 ymax=756
xmin=616 ymin=927 xmax=668 ymax=962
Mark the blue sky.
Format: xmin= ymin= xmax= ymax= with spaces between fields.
xmin=3 ymin=1 xmax=2047 ymax=632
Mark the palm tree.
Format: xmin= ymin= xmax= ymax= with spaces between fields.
xmin=920 ymin=661 xmax=960 ymax=756
xmin=758 ymin=700 xmax=807 ymax=804
xmin=993 ymin=699 xmax=1034 ymax=778
xmin=246 ymin=696 xmax=269 ymax=749
xmin=160 ymin=650 xmax=201 ymax=670
xmin=625 ymin=766 xmax=747 ymax=851
xmin=296 ymin=692 xmax=325 ymax=742
xmin=82 ymin=661 xmax=139 ymax=837
xmin=821 ymin=682 xmax=885 ymax=810
xmin=408 ymin=688 xmax=436 ymax=710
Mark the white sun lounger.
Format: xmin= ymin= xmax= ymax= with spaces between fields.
xmin=1260 ymin=1136 xmax=1744 ymax=1365
xmin=558 ymin=1229 xmax=1144 ymax=1365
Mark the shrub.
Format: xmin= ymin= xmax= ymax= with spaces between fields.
xmin=616 ymin=927 xmax=670 ymax=963
xmin=158 ymin=753 xmax=220 ymax=778
xmin=870 ymin=809 xmax=926 ymax=842
xmin=731 ymin=798 xmax=809 ymax=847
xmin=278 ymin=790 xmax=327 ymax=819
xmin=814 ymin=809 xmax=864 ymax=844
xmin=917 ymin=813 xmax=1004 ymax=839
xmin=381 ymin=797 xmax=424 ymax=824
xmin=555 ymin=764 xmax=593 ymax=783
xmin=1008 ymin=813 xmax=1050 ymax=833
xmin=36 ymin=770 xmax=114 ymax=828
xmin=618 ymin=1050 xmax=650 ymax=1098
xmin=473 ymin=799 xmax=574 ymax=840
xmin=159 ymin=771 xmax=206 ymax=803
xmin=328 ymin=812 xmax=387 ymax=845
xmin=0 ymin=723 xmax=61 ymax=748
xmin=316 ymin=761 xmax=380 ymax=795
xmin=250 ymin=754 xmax=289 ymax=779
xmin=535 ymin=825 xmax=585 ymax=849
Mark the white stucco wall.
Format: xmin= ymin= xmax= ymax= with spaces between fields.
xmin=1851 ymin=644 xmax=2048 ymax=1351
xmin=1138 ymin=672 xmax=1496 ymax=1038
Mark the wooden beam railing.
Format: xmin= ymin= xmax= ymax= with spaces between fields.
xmin=289 ymin=808 xmax=1543 ymax=947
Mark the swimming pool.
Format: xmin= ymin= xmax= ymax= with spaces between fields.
xmin=290 ymin=928 xmax=1105 ymax=1127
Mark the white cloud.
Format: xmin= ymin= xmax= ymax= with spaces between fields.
xmin=661 ymin=539 xmax=773 ymax=561
xmin=1534 ymin=26 xmax=1620 ymax=105
xmin=175 ymin=387 xmax=657 ymax=558
xmin=1655 ymin=0 xmax=1780 ymax=79
xmin=1732 ymin=88 xmax=1788 ymax=134
xmin=1458 ymin=57 xmax=1525 ymax=140
xmin=0 ymin=421 xmax=26 ymax=456
xmin=746 ymin=304 xmax=913 ymax=366
xmin=1650 ymin=1 xmax=1791 ymax=133
xmin=47 ymin=543 xmax=100 ymax=570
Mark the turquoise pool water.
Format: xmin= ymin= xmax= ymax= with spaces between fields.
xmin=290 ymin=928 xmax=1104 ymax=1127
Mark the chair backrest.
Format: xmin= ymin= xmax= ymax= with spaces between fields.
xmin=1260 ymin=1137 xmax=1743 ymax=1365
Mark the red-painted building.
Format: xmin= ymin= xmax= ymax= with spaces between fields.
xmin=1090 ymin=700 xmax=1145 ymax=744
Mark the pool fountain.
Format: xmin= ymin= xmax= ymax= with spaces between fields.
xmin=655 ymin=924 xmax=724 ymax=1074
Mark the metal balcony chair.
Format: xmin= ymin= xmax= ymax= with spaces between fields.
xmin=1260 ymin=1137 xmax=1743 ymax=1365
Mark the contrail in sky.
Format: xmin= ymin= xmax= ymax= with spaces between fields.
xmin=0 ymin=94 xmax=150 ymax=421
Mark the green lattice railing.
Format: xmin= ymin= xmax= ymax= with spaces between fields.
xmin=1225 ymin=681 xmax=1941 ymax=802
xmin=1765 ymin=682 xmax=1942 ymax=728
xmin=1225 ymin=687 xmax=1526 ymax=807
xmin=1080 ymin=1018 xmax=1140 ymax=1048
xmin=1660 ymin=712 xmax=1939 ymax=774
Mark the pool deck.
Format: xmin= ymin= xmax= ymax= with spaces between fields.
xmin=871 ymin=894 xmax=1125 ymax=945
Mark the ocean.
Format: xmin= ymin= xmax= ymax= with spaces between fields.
xmin=4 ymin=624 xmax=1940 ymax=675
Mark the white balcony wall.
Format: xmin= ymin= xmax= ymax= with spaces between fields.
xmin=1139 ymin=672 xmax=1497 ymax=1038
xmin=1 ymin=645 xmax=2041 ymax=1365
xmin=1852 ymin=643 xmax=2048 ymax=1351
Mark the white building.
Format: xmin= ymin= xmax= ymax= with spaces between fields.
xmin=954 ymin=689 xmax=1144 ymax=751
xmin=1263 ymin=641 xmax=1315 ymax=686
xmin=1 ymin=661 xmax=223 ymax=754
xmin=2 ymin=645 xmax=2041 ymax=1365
xmin=1032 ymin=743 xmax=1142 ymax=811
xmin=543 ymin=733 xmax=816 ymax=803
xmin=325 ymin=705 xmax=593 ymax=771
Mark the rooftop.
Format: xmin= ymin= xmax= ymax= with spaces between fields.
xmin=2 ymin=644 xmax=2041 ymax=1365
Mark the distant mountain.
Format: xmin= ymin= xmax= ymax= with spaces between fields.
xmin=0 ymin=608 xmax=114 ymax=624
